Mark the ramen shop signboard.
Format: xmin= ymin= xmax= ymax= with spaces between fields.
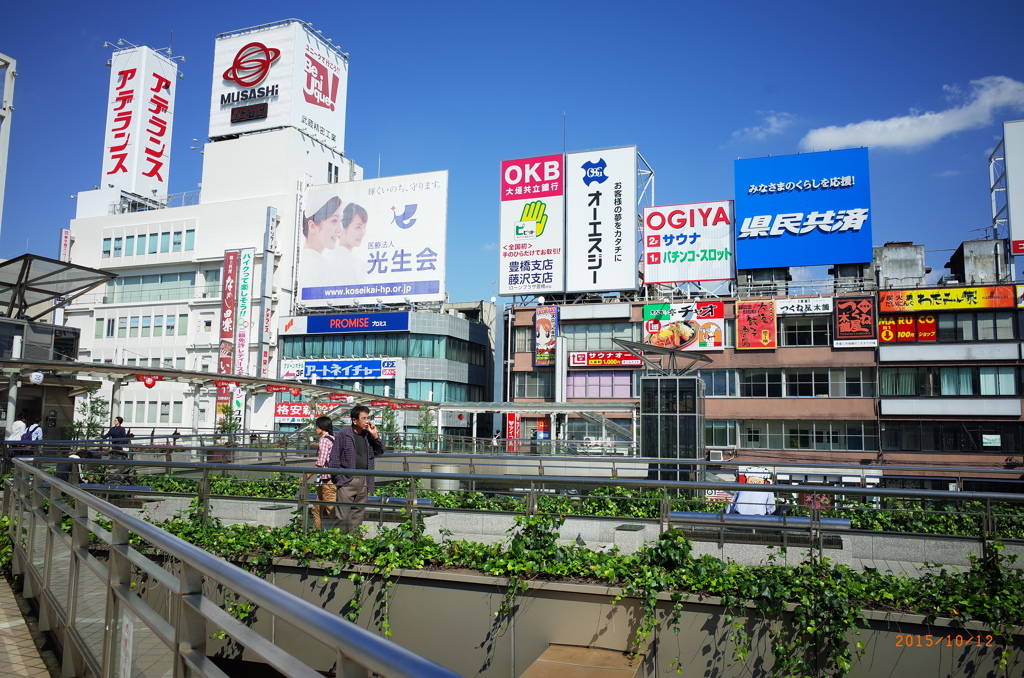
xmin=642 ymin=302 xmax=725 ymax=352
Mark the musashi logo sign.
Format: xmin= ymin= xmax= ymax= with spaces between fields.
xmin=734 ymin=148 xmax=872 ymax=269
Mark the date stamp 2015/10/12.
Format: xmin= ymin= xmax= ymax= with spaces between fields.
xmin=896 ymin=634 xmax=994 ymax=648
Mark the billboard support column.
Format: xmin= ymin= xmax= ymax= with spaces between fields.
xmin=191 ymin=385 xmax=201 ymax=436
xmin=555 ymin=334 xmax=567 ymax=403
xmin=257 ymin=207 xmax=278 ymax=378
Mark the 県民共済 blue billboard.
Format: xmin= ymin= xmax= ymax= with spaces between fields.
xmin=734 ymin=148 xmax=872 ymax=269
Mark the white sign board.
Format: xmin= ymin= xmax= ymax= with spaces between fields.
xmin=1005 ymin=121 xmax=1024 ymax=256
xmin=102 ymin=47 xmax=178 ymax=200
xmin=297 ymin=172 xmax=448 ymax=305
xmin=210 ymin=20 xmax=348 ymax=153
xmin=564 ymin=146 xmax=637 ymax=292
xmin=643 ymin=201 xmax=734 ymax=284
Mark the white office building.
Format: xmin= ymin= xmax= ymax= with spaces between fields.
xmin=64 ymin=21 xmax=362 ymax=433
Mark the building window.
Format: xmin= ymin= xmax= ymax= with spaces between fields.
xmin=118 ymin=317 xmax=127 ymax=338
xmin=185 ymin=230 xmax=195 ymax=251
xmin=176 ymin=357 xmax=185 ymax=370
xmin=130 ymin=317 xmax=139 ymax=338
xmin=706 ymin=420 xmax=738 ymax=447
xmin=562 ymin=322 xmax=634 ymax=352
xmin=106 ymin=318 xmax=115 ymax=337
xmin=172 ymin=231 xmax=182 ymax=252
xmin=513 ymin=326 xmax=534 ymax=353
xmin=173 ymin=401 xmax=183 ymax=423
xmin=160 ymin=232 xmax=171 ymax=253
xmin=178 ymin=314 xmax=188 ymax=336
xmin=160 ymin=402 xmax=170 ymax=424
xmin=566 ymin=371 xmax=632 ymax=398
xmin=136 ymin=234 xmax=146 ymax=254
xmin=513 ymin=371 xmax=554 ymax=398
xmin=739 ymin=370 xmax=782 ymax=397
xmin=94 ymin=319 xmax=104 ymax=339
xmin=148 ymin=234 xmax=158 ymax=254
xmin=141 ymin=316 xmax=152 ymax=338
xmin=938 ymin=311 xmax=1015 ymax=342
xmin=785 ymin=369 xmax=829 ymax=397
xmin=881 ymin=366 xmax=1017 ymax=397
xmin=124 ymin=235 xmax=135 ymax=256
xmin=113 ymin=237 xmax=122 ymax=257
xmin=102 ymin=238 xmax=112 ymax=258
xmin=835 ymin=367 xmax=876 ymax=397
xmin=700 ymin=370 xmax=737 ymax=397
xmin=780 ymin=316 xmax=831 ymax=346
xmin=154 ymin=316 xmax=164 ymax=337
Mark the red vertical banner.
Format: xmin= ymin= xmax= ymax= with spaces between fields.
xmin=505 ymin=412 xmax=521 ymax=452
xmin=916 ymin=313 xmax=937 ymax=341
xmin=217 ymin=251 xmax=240 ymax=416
xmin=735 ymin=300 xmax=777 ymax=350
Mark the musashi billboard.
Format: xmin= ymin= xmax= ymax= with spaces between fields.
xmin=734 ymin=148 xmax=872 ymax=269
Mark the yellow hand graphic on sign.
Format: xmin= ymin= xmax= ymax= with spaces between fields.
xmin=519 ymin=201 xmax=548 ymax=237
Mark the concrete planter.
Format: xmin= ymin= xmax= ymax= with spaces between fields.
xmin=199 ymin=559 xmax=1023 ymax=678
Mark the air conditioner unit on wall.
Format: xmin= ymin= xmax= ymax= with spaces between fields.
xmin=708 ymin=449 xmax=724 ymax=462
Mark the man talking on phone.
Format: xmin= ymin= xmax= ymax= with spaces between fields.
xmin=332 ymin=404 xmax=386 ymax=533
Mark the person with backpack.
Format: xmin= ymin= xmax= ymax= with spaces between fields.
xmin=22 ymin=417 xmax=43 ymax=448
xmin=306 ymin=416 xmax=337 ymax=530
xmin=331 ymin=405 xmax=385 ymax=533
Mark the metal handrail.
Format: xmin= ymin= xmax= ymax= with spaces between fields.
xmin=6 ymin=459 xmax=460 ymax=678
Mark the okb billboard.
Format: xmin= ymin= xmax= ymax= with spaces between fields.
xmin=499 ymin=146 xmax=639 ymax=296
xmin=734 ymin=148 xmax=872 ymax=269
xmin=499 ymin=155 xmax=566 ymax=296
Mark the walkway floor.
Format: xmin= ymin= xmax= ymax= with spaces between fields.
xmin=0 ymin=577 xmax=56 ymax=677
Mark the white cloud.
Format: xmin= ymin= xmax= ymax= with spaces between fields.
xmin=731 ymin=111 xmax=795 ymax=141
xmin=799 ymin=76 xmax=1024 ymax=151
xmin=482 ymin=242 xmax=498 ymax=251
xmin=935 ymin=169 xmax=961 ymax=178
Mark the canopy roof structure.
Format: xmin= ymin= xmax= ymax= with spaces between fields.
xmin=0 ymin=254 xmax=116 ymax=321
xmin=612 ymin=338 xmax=713 ymax=375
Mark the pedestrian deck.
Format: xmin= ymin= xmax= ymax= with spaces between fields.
xmin=0 ymin=577 xmax=54 ymax=678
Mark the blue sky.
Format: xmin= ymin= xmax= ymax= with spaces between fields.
xmin=2 ymin=1 xmax=1024 ymax=302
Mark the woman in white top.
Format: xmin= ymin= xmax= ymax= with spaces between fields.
xmin=330 ymin=203 xmax=369 ymax=288
xmin=7 ymin=412 xmax=27 ymax=441
xmin=298 ymin=189 xmax=344 ymax=294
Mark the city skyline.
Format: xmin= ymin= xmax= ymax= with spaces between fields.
xmin=2 ymin=1 xmax=1024 ymax=301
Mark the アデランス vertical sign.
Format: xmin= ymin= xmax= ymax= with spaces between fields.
xmin=499 ymin=155 xmax=565 ymax=296
xmin=102 ymin=46 xmax=178 ymax=201
xmin=565 ymin=146 xmax=637 ymax=292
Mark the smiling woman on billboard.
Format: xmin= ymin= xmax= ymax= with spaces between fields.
xmin=299 ymin=186 xmax=343 ymax=291
xmin=328 ymin=202 xmax=368 ymax=287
